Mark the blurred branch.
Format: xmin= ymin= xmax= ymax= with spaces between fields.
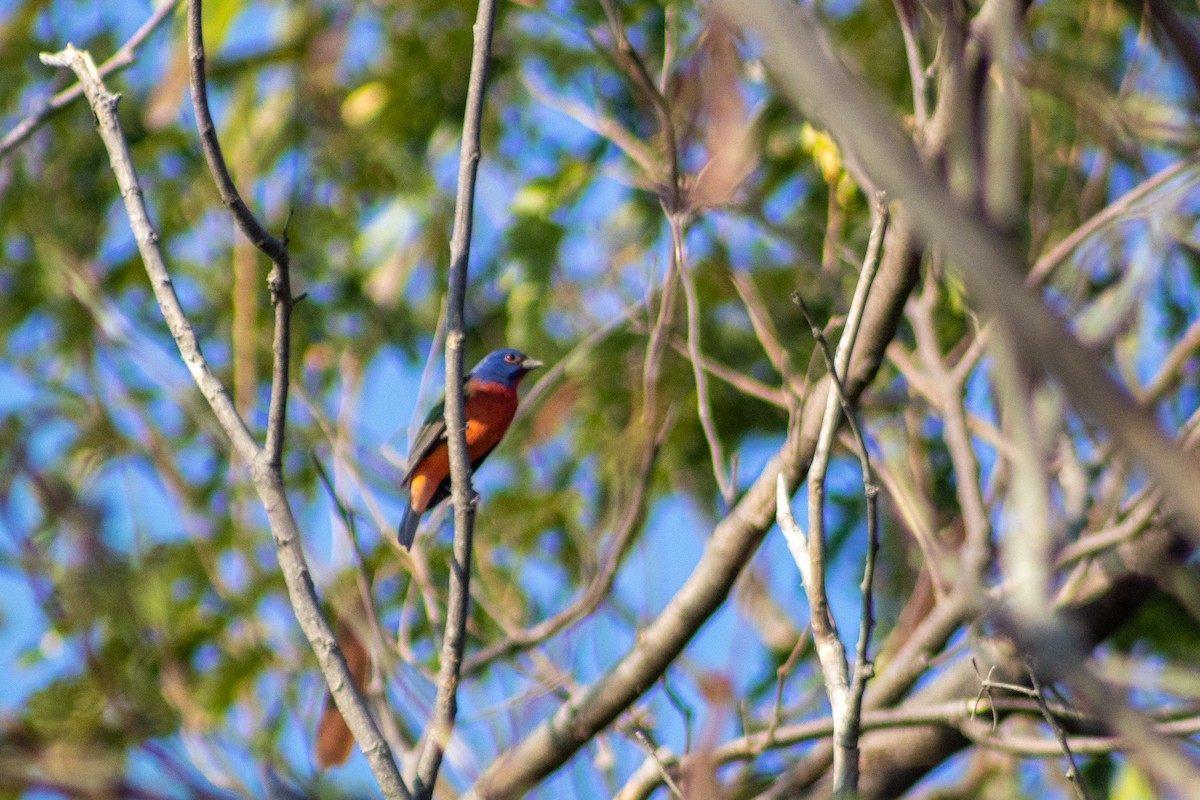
xmin=910 ymin=277 xmax=992 ymax=592
xmin=615 ymin=694 xmax=1200 ymax=800
xmin=524 ymin=78 xmax=659 ymax=180
xmin=893 ymin=0 xmax=928 ymax=134
xmin=673 ymin=212 xmax=736 ymax=508
xmin=728 ymin=270 xmax=794 ymax=394
xmin=411 ymin=0 xmax=498 ymax=794
xmin=1137 ymin=0 xmax=1200 ymax=99
xmin=0 ymin=0 xmax=178 ymax=162
xmin=664 ymin=336 xmax=788 ymax=408
xmin=40 ymin=41 xmax=411 ymax=800
xmin=597 ymin=0 xmax=681 ymax=206
xmin=721 ymin=0 xmax=1200 ymax=546
xmin=464 ymin=416 xmax=666 ymax=674
xmin=1063 ymin=663 xmax=1200 ymax=795
xmin=186 ymin=0 xmax=295 ymax=468
xmin=1028 ymin=155 xmax=1200 ymax=286
xmin=781 ymin=197 xmax=886 ymax=796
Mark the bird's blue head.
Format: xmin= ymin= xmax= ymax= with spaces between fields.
xmin=469 ymin=348 xmax=544 ymax=388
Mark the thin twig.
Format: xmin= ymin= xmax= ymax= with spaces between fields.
xmin=1 ymin=0 xmax=179 ymax=162
xmin=673 ymin=212 xmax=736 ymax=508
xmin=910 ymin=273 xmax=992 ymax=590
xmin=186 ymin=0 xmax=288 ymax=265
xmin=39 ymin=44 xmax=410 ymax=800
xmin=463 ymin=417 xmax=667 ymax=674
xmin=782 ymin=195 xmax=888 ymax=797
xmin=725 ymin=0 xmax=1200 ymax=546
xmin=1025 ymin=661 xmax=1092 ymax=800
xmin=598 ymin=0 xmax=681 ymax=206
xmin=411 ymin=0 xmax=498 ymax=794
xmin=893 ymin=0 xmax=928 ymax=134
xmin=760 ymin=627 xmax=812 ymax=752
xmin=665 ymin=337 xmax=789 ymax=409
xmin=631 ymin=728 xmax=684 ymax=799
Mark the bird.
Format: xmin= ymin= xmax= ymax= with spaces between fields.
xmin=397 ymin=347 xmax=543 ymax=548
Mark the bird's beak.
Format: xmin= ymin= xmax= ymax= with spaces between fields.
xmin=521 ymin=357 xmax=544 ymax=371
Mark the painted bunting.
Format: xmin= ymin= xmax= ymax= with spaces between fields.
xmin=397 ymin=347 xmax=543 ymax=548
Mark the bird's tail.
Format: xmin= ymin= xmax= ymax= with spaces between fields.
xmin=397 ymin=506 xmax=421 ymax=549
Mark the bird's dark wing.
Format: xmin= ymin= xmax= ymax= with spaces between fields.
xmin=400 ymin=376 xmax=481 ymax=486
xmin=401 ymin=396 xmax=447 ymax=485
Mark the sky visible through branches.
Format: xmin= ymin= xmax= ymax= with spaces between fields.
xmin=3 ymin=0 xmax=1200 ymax=798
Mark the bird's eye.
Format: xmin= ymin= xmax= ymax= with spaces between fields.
xmin=505 ymin=353 xmax=519 ymax=363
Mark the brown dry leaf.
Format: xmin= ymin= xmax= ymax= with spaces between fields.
xmin=691 ymin=16 xmax=756 ymax=208
xmin=144 ymin=44 xmax=191 ymax=130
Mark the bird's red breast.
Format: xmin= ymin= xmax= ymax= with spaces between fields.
xmin=406 ymin=379 xmax=519 ymax=513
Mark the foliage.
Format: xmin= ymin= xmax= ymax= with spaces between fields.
xmin=2 ymin=0 xmax=1200 ymax=797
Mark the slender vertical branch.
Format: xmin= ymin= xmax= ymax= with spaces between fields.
xmin=1025 ymin=662 xmax=1092 ymax=800
xmin=186 ymin=0 xmax=297 ymax=467
xmin=411 ymin=0 xmax=499 ymax=795
xmin=672 ymin=212 xmax=735 ymax=507
xmin=39 ymin=44 xmax=410 ymax=800
xmin=783 ymin=196 xmax=888 ymax=796
xmin=724 ymin=0 xmax=1200 ymax=545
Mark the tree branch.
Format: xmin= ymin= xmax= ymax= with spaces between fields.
xmin=722 ymin=0 xmax=1200 ymax=546
xmin=464 ymin=156 xmax=921 ymax=800
xmin=1 ymin=0 xmax=178 ymax=162
xmin=411 ymin=0 xmax=498 ymax=794
xmin=40 ymin=42 xmax=410 ymax=800
xmin=783 ymin=197 xmax=887 ymax=796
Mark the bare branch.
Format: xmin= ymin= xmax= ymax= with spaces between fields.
xmin=598 ymin=0 xmax=681 ymax=206
xmin=1025 ymin=663 xmax=1092 ymax=800
xmin=412 ymin=0 xmax=498 ymax=794
xmin=1 ymin=0 xmax=178 ymax=162
xmin=38 ymin=46 xmax=258 ymax=466
xmin=723 ymin=0 xmax=1200 ymax=545
xmin=781 ymin=197 xmax=887 ymax=796
xmin=1028 ymin=155 xmax=1200 ymax=286
xmin=673 ymin=212 xmax=736 ymax=507
xmin=186 ymin=0 xmax=287 ymax=265
xmin=39 ymin=43 xmax=410 ymax=800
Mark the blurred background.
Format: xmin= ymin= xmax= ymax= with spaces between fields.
xmin=2 ymin=0 xmax=1200 ymax=797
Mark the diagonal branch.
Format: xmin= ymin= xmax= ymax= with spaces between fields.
xmin=464 ymin=163 xmax=922 ymax=800
xmin=185 ymin=0 xmax=296 ymax=468
xmin=411 ymin=0 xmax=499 ymax=795
xmin=1 ymin=0 xmax=178 ymax=162
xmin=672 ymin=211 xmax=736 ymax=508
xmin=186 ymin=0 xmax=288 ymax=266
xmin=41 ymin=42 xmax=410 ymax=800
xmin=39 ymin=45 xmax=258 ymax=466
xmin=722 ymin=0 xmax=1200 ymax=545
